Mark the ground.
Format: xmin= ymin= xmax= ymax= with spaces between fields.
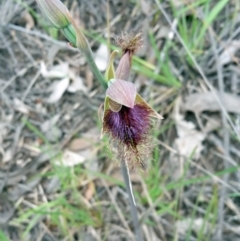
xmin=0 ymin=0 xmax=240 ymax=241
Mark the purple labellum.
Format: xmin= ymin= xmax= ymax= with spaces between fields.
xmin=102 ymin=93 xmax=163 ymax=169
xmin=103 ymin=104 xmax=151 ymax=147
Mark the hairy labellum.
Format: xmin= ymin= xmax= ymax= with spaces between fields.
xmin=102 ymin=96 xmax=160 ymax=169
xmin=103 ymin=104 xmax=151 ymax=147
xmin=102 ymin=37 xmax=163 ymax=169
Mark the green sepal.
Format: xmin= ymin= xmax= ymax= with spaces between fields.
xmin=62 ymin=24 xmax=77 ymax=47
xmin=135 ymin=94 xmax=163 ymax=119
xmin=105 ymin=50 xmax=118 ymax=82
xmin=100 ymin=96 xmax=110 ymax=139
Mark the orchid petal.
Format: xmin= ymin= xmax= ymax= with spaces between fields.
xmin=106 ymin=79 xmax=136 ymax=108
xmin=115 ymin=51 xmax=131 ymax=80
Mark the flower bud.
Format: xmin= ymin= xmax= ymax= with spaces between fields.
xmin=36 ymin=0 xmax=70 ymax=29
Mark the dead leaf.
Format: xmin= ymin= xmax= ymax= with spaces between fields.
xmin=45 ymin=127 xmax=62 ymax=142
xmin=67 ymin=76 xmax=87 ymax=93
xmin=176 ymin=218 xmax=208 ymax=235
xmin=41 ymin=115 xmax=62 ymax=142
xmin=140 ymin=0 xmax=151 ymax=15
xmin=175 ymin=119 xmax=205 ymax=158
xmin=55 ymin=149 xmax=85 ymax=167
xmin=183 ymin=90 xmax=240 ymax=114
xmin=41 ymin=114 xmax=60 ymax=132
xmin=40 ymin=62 xmax=69 ymax=79
xmin=175 ymin=98 xmax=205 ymax=158
xmin=219 ymin=41 xmax=240 ymax=65
xmin=204 ymin=117 xmax=221 ymax=133
xmin=84 ymin=181 xmax=95 ymax=200
xmin=2 ymin=148 xmax=13 ymax=163
xmin=68 ymin=127 xmax=99 ymax=151
xmin=13 ymin=98 xmax=29 ymax=114
xmin=94 ymin=44 xmax=108 ymax=71
xmin=68 ymin=138 xmax=93 ymax=151
xmin=23 ymin=11 xmax=34 ymax=30
xmin=85 ymin=66 xmax=93 ymax=90
xmin=47 ymin=78 xmax=69 ymax=103
xmin=80 ymin=148 xmax=99 ymax=173
xmin=156 ymin=26 xmax=171 ymax=39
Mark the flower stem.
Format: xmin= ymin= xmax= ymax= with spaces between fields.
xmin=67 ymin=14 xmax=108 ymax=90
xmin=121 ymin=164 xmax=143 ymax=241
xmin=84 ymin=53 xmax=108 ymax=90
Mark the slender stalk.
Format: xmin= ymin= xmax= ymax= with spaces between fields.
xmin=67 ymin=14 xmax=108 ymax=90
xmin=121 ymin=164 xmax=143 ymax=241
xmin=84 ymin=53 xmax=108 ymax=90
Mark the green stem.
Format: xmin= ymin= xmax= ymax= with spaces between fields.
xmin=66 ymin=15 xmax=108 ymax=90
xmin=85 ymin=52 xmax=108 ymax=90
xmin=121 ymin=164 xmax=143 ymax=241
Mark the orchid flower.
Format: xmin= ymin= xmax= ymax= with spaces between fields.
xmin=102 ymin=34 xmax=163 ymax=169
xmin=36 ymin=0 xmax=163 ymax=169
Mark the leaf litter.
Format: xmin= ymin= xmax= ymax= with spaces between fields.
xmin=219 ymin=40 xmax=240 ymax=65
xmin=183 ymin=90 xmax=240 ymax=114
xmin=94 ymin=43 xmax=109 ymax=71
xmin=174 ymin=97 xmax=206 ymax=159
xmin=1 ymin=0 xmax=240 ymax=241
xmin=40 ymin=61 xmax=87 ymax=103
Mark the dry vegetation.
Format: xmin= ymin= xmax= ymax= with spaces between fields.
xmin=0 ymin=0 xmax=240 ymax=241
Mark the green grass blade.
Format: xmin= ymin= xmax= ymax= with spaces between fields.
xmin=196 ymin=0 xmax=229 ymax=46
xmin=0 ymin=231 xmax=10 ymax=241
